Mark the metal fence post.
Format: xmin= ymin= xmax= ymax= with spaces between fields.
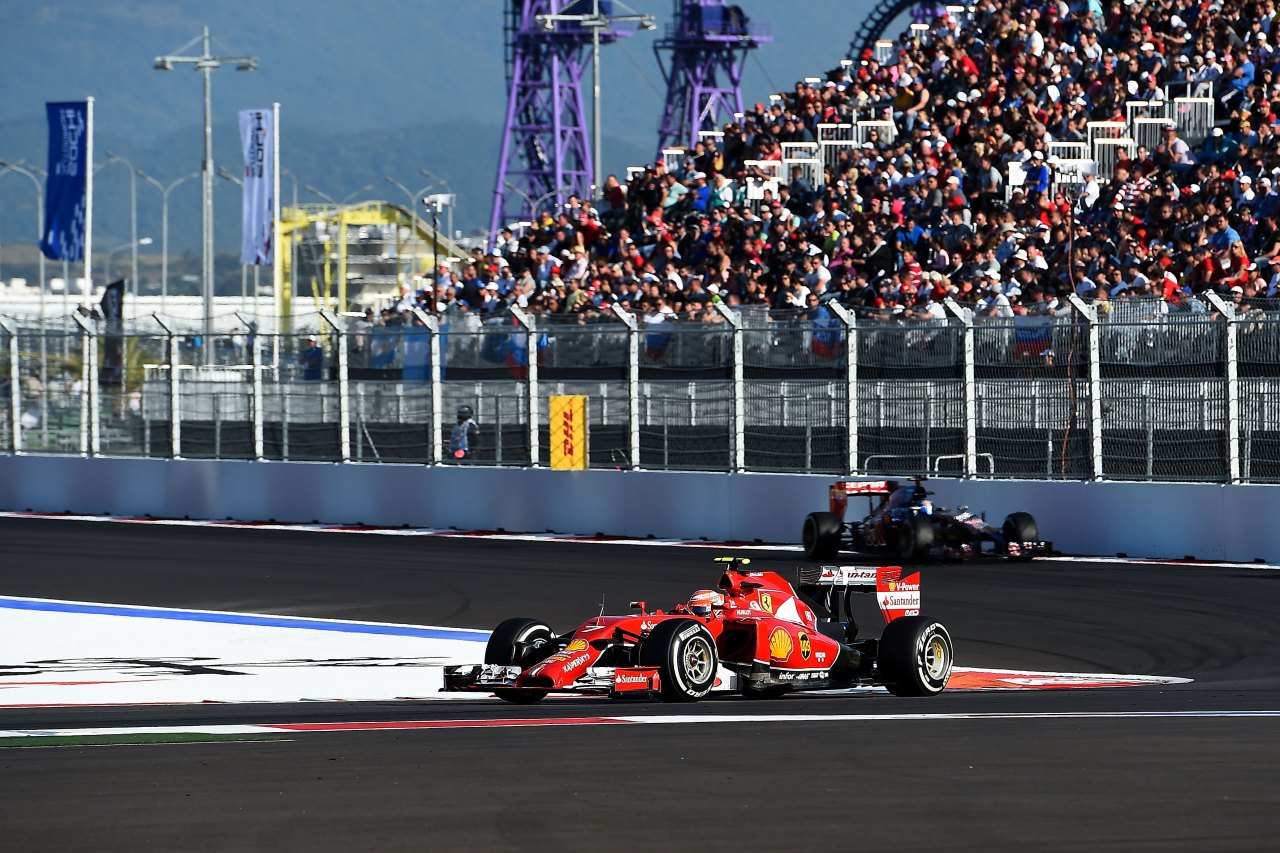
xmin=72 ymin=313 xmax=99 ymax=456
xmin=320 ymin=310 xmax=350 ymax=462
xmin=826 ymin=302 xmax=858 ymax=475
xmin=1203 ymin=291 xmax=1240 ymax=483
xmin=511 ymin=306 xmax=540 ymax=466
xmin=943 ymin=298 xmax=976 ymax=477
xmin=411 ymin=307 xmax=442 ymax=465
xmin=1067 ymin=294 xmax=1103 ymax=480
xmin=611 ymin=303 xmax=640 ymax=469
xmin=0 ymin=319 xmax=20 ymax=453
xmin=153 ymin=315 xmax=181 ymax=459
xmin=714 ymin=302 xmax=745 ymax=472
xmin=252 ymin=336 xmax=264 ymax=461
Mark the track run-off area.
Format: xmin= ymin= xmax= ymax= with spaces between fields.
xmin=1 ymin=514 xmax=1278 ymax=851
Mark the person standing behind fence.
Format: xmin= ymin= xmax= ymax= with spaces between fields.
xmin=449 ymin=404 xmax=480 ymax=461
xmin=299 ymin=335 xmax=323 ymax=380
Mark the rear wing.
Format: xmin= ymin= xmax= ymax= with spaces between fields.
xmin=797 ymin=565 xmax=921 ymax=624
xmin=829 ymin=479 xmax=897 ymax=518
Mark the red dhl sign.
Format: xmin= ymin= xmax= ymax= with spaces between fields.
xmin=550 ymin=395 xmax=587 ymax=470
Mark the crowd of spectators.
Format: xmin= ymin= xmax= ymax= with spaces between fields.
xmin=373 ymin=0 xmax=1280 ymax=341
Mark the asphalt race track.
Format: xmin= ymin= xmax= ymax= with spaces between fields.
xmin=1 ymin=516 xmax=1278 ymax=852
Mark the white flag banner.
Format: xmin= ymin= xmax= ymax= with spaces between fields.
xmin=238 ymin=108 xmax=275 ymax=265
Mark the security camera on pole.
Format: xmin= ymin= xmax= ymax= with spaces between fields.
xmin=424 ymin=192 xmax=455 ymax=311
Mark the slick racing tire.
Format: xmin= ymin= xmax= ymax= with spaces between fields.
xmin=803 ymin=511 xmax=843 ymax=561
xmin=638 ymin=619 xmax=719 ymax=702
xmin=877 ymin=616 xmax=954 ymax=697
xmin=485 ymin=617 xmax=555 ymax=705
xmin=894 ymin=514 xmax=935 ymax=562
xmin=1002 ymin=512 xmax=1039 ymax=560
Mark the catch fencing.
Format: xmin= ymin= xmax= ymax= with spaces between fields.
xmin=2 ymin=297 xmax=1279 ymax=483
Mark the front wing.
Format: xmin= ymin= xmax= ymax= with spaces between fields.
xmin=442 ymin=661 xmax=850 ymax=699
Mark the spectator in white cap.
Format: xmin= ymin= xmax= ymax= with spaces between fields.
xmin=1255 ymin=176 xmax=1278 ymax=220
xmin=1236 ymin=174 xmax=1256 ymax=206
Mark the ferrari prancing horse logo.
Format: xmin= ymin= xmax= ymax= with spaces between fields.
xmin=759 ymin=593 xmax=774 ymax=614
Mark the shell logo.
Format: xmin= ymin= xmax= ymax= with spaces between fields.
xmin=565 ymin=639 xmax=588 ymax=652
xmin=759 ymin=592 xmax=774 ymax=614
xmin=768 ymin=627 xmax=793 ymax=661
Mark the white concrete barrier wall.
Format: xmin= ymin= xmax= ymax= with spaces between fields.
xmin=0 ymin=456 xmax=1275 ymax=563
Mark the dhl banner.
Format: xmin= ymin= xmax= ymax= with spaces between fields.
xmin=549 ymin=395 xmax=587 ymax=470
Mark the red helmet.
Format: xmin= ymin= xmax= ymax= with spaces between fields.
xmin=688 ymin=589 xmax=725 ymax=617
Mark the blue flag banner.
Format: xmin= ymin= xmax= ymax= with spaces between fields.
xmin=40 ymin=101 xmax=89 ymax=261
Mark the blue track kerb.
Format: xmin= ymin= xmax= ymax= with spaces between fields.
xmin=0 ymin=596 xmax=489 ymax=642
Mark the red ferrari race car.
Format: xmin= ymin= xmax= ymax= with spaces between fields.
xmin=443 ymin=557 xmax=953 ymax=703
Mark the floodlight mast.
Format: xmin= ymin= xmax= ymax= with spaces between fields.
xmin=154 ymin=26 xmax=258 ymax=359
xmin=654 ymin=1 xmax=772 ymax=152
xmin=488 ymin=1 xmax=653 ymax=249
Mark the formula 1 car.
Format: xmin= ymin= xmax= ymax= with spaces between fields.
xmin=443 ymin=557 xmax=953 ymax=703
xmin=802 ymin=478 xmax=1049 ymax=563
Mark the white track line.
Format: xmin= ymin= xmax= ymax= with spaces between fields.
xmin=3 ymin=709 xmax=1279 ymax=739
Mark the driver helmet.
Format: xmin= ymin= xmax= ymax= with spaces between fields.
xmin=917 ymin=499 xmax=934 ymax=515
xmin=688 ymin=589 xmax=725 ymax=617
xmin=456 ymin=404 xmax=474 ymax=421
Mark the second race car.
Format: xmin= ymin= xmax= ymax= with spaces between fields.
xmin=802 ymin=478 xmax=1049 ymax=562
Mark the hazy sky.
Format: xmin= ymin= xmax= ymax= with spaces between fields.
xmin=0 ymin=1 xmax=890 ymax=242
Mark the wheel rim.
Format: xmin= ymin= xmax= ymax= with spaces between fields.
xmin=682 ymin=636 xmax=714 ymax=683
xmin=923 ymin=634 xmax=950 ymax=680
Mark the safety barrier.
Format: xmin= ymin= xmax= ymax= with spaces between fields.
xmin=0 ymin=454 xmax=1275 ymax=563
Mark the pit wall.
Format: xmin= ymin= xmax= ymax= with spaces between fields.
xmin=0 ymin=455 xmax=1274 ymax=563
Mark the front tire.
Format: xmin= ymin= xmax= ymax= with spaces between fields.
xmin=877 ymin=616 xmax=953 ymax=697
xmin=894 ymin=514 xmax=935 ymax=562
xmin=485 ymin=617 xmax=555 ymax=704
xmin=638 ymin=619 xmax=718 ymax=702
xmin=803 ymin=511 xmax=843 ymax=560
xmin=1003 ymin=512 xmax=1039 ymax=560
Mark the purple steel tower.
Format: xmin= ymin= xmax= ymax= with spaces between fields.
xmin=654 ymin=1 xmax=771 ymax=153
xmin=488 ymin=1 xmax=627 ymax=243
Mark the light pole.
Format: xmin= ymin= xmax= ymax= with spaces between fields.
xmin=105 ymin=151 xmax=141 ymax=307
xmin=305 ymin=184 xmax=373 ymax=206
xmin=218 ymin=167 xmax=256 ymax=315
xmin=385 ymin=176 xmax=439 ymax=289
xmin=424 ymin=193 xmax=455 ymax=301
xmin=504 ymin=180 xmax=571 ymax=224
xmin=535 ymin=3 xmax=655 ymax=197
xmin=0 ymin=160 xmax=48 ymax=323
xmin=135 ymin=167 xmax=198 ymax=318
xmin=105 ymin=237 xmax=152 ymax=282
xmin=154 ymin=26 xmax=259 ymax=355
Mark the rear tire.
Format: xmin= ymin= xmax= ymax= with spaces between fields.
xmin=485 ymin=617 xmax=554 ymax=704
xmin=638 ymin=619 xmax=718 ymax=702
xmin=1002 ymin=512 xmax=1039 ymax=560
xmin=803 ymin=511 xmax=843 ymax=560
xmin=877 ymin=616 xmax=953 ymax=697
xmin=894 ymin=514 xmax=935 ymax=562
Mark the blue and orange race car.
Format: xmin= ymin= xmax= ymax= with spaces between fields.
xmin=803 ymin=478 xmax=1049 ymax=562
